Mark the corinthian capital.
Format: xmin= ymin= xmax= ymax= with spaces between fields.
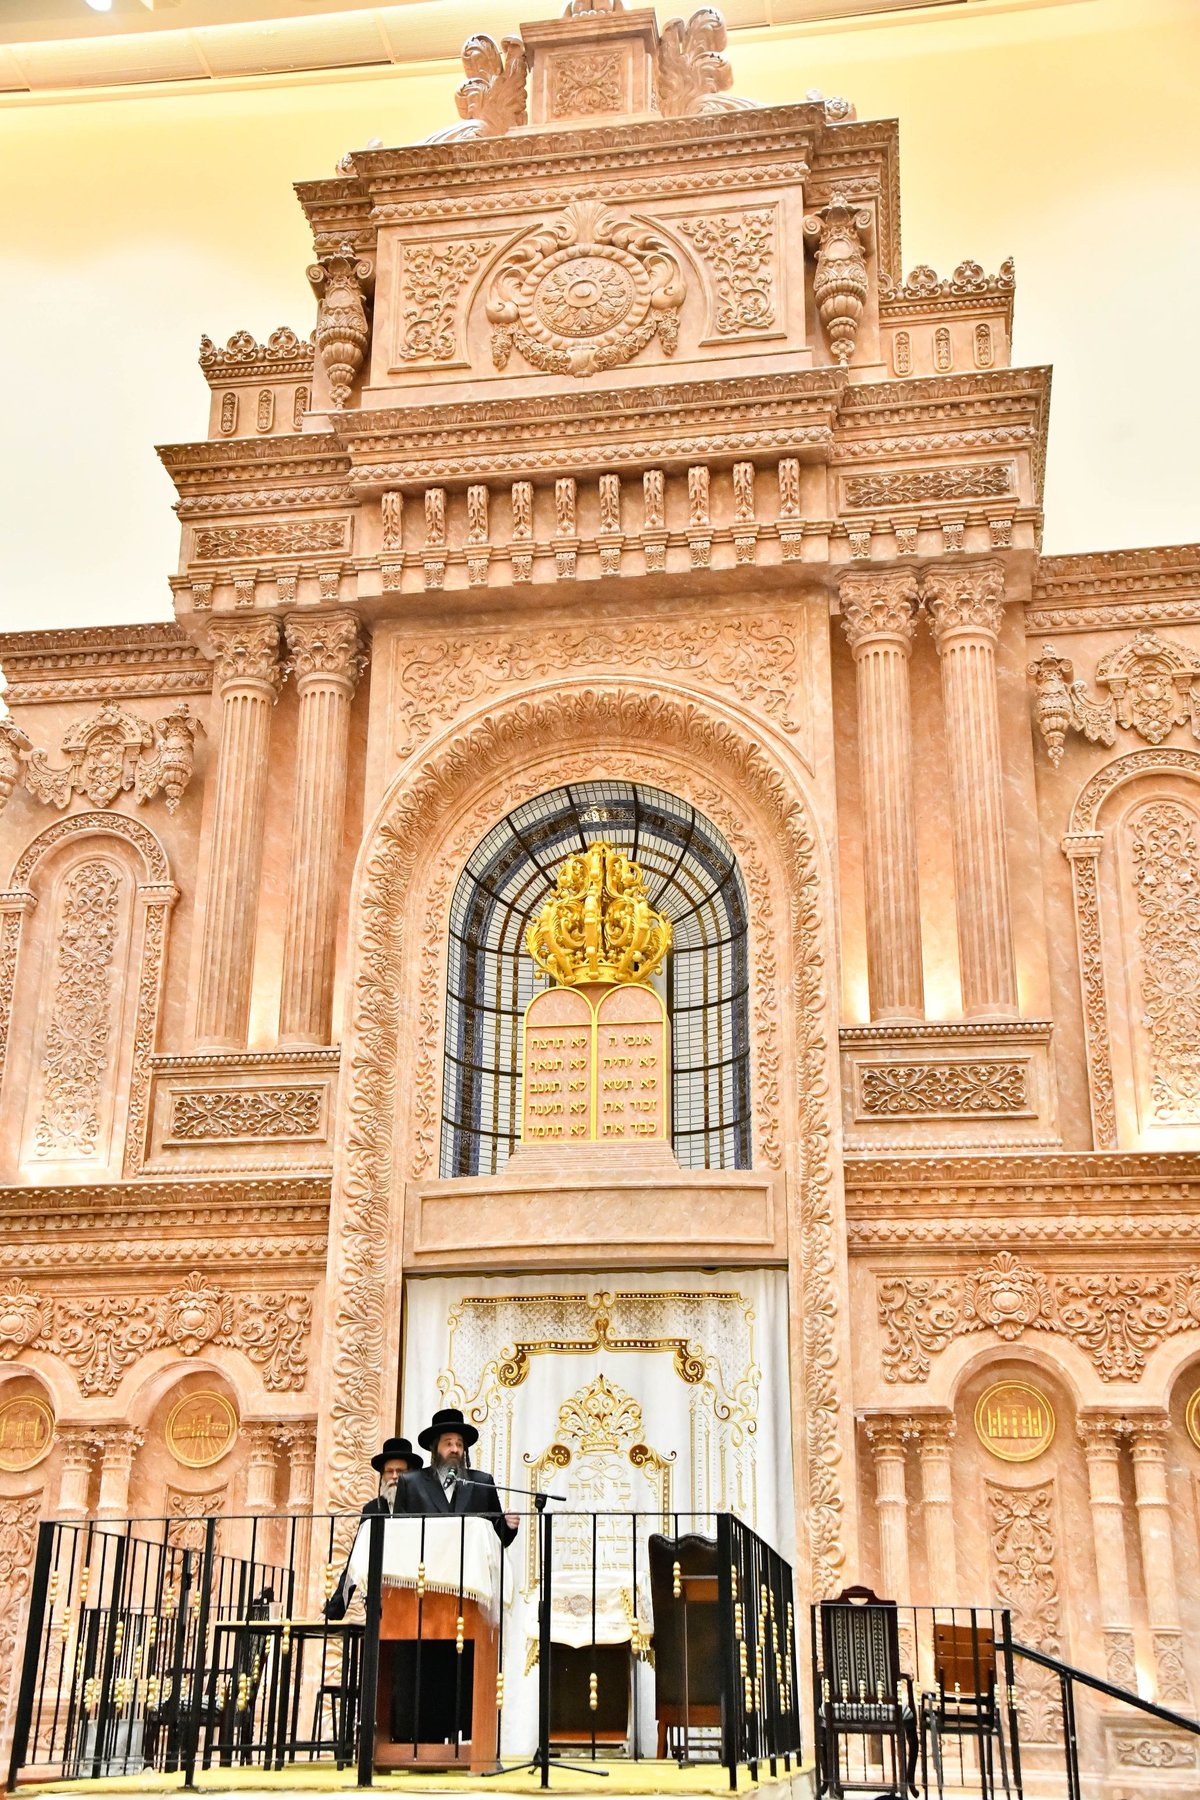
xmin=284 ymin=612 xmax=367 ymax=691
xmin=923 ymin=562 xmax=1006 ymax=645
xmin=839 ymin=570 xmax=920 ymax=651
xmin=208 ymin=616 xmax=283 ymax=695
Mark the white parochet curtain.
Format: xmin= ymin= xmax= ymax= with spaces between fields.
xmin=402 ymin=1269 xmax=794 ymax=1755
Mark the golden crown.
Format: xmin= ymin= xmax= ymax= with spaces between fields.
xmin=525 ymin=840 xmax=671 ymax=986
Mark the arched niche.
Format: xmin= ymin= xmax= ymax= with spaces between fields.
xmin=0 ymin=812 xmax=176 ymax=1180
xmin=318 ymin=679 xmax=851 ymax=1599
xmin=1064 ymin=748 xmax=1200 ymax=1149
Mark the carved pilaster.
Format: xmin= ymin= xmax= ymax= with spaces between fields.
xmin=280 ymin=614 xmax=366 ymax=1046
xmin=279 ymin=1423 xmax=317 ymax=1513
xmin=95 ymin=1426 xmax=144 ymax=1519
xmin=1129 ymin=1417 xmax=1192 ymax=1705
xmin=1077 ymin=1414 xmax=1137 ymax=1689
xmin=55 ymin=1427 xmax=101 ymax=1518
xmin=912 ymin=1414 xmax=958 ymax=1605
xmin=925 ymin=562 xmax=1017 ymax=1018
xmin=840 ymin=570 xmax=924 ymax=1021
xmin=863 ymin=1415 xmax=914 ymax=1604
xmin=194 ymin=618 xmax=283 ymax=1049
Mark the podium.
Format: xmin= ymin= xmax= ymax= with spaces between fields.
xmin=348 ymin=1516 xmax=502 ymax=1772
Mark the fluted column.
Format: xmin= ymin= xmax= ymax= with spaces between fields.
xmin=55 ymin=1428 xmax=99 ymax=1518
xmin=924 ymin=562 xmax=1018 ymax=1018
xmin=864 ymin=1417 xmax=913 ymax=1602
xmin=194 ymin=618 xmax=283 ymax=1048
xmin=95 ymin=1427 xmax=144 ymax=1520
xmin=840 ymin=571 xmax=925 ymax=1020
xmin=279 ymin=614 xmax=365 ymax=1046
xmin=244 ymin=1423 xmax=281 ymax=1514
xmin=1130 ymin=1418 xmax=1192 ymax=1705
xmin=914 ymin=1415 xmax=958 ymax=1605
xmin=281 ymin=1423 xmax=317 ymax=1514
xmin=1078 ymin=1415 xmax=1137 ymax=1689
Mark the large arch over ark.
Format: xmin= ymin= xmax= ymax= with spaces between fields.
xmin=317 ymin=678 xmax=854 ymax=1598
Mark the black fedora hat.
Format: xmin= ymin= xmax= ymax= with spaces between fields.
xmin=370 ymin=1435 xmax=424 ymax=1473
xmin=417 ymin=1406 xmax=479 ymax=1452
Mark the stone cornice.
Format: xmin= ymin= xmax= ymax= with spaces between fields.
xmin=199 ymin=328 xmax=314 ymax=387
xmin=835 ymin=367 xmax=1051 ymax=503
xmin=1027 ymin=544 xmax=1200 ymax=633
xmin=0 ymin=1177 xmax=329 ymax=1267
xmin=157 ymin=434 xmax=349 ymax=498
xmin=845 ymin=1151 xmax=1200 ymax=1247
xmin=0 ymin=622 xmax=213 ymax=708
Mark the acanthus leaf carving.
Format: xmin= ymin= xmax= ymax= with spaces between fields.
xmin=1130 ymin=800 xmax=1200 ymax=1121
xmin=1026 ymin=645 xmax=1115 ymax=767
xmin=1031 ymin=632 xmax=1200 ymax=764
xmin=398 ymin=240 xmax=493 ymax=363
xmin=0 ymin=721 xmax=32 ymax=816
xmin=987 ymin=1481 xmax=1063 ymax=1742
xmin=486 ymin=199 xmax=685 ymax=378
xmin=657 ymin=8 xmax=757 ymax=118
xmin=431 ymin=34 xmax=528 ymax=142
xmin=33 ymin=859 xmax=122 ymax=1161
xmin=306 ymin=243 xmax=373 ymax=410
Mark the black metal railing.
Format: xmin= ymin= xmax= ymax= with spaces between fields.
xmin=7 ymin=1507 xmax=800 ymax=1790
xmin=1012 ymin=1640 xmax=1200 ymax=1800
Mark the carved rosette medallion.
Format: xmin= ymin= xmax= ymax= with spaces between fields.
xmin=487 ymin=199 xmax=685 ymax=377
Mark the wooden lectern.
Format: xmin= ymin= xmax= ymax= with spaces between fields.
xmin=349 ymin=1517 xmax=502 ymax=1773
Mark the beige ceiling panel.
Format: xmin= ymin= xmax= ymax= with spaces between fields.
xmin=15 ymin=30 xmax=209 ymax=89
xmin=198 ymin=14 xmax=390 ymax=77
xmin=0 ymin=45 xmax=29 ymax=92
xmin=770 ymin=0 xmax=970 ymax=17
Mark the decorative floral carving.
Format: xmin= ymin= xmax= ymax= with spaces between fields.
xmin=550 ymin=51 xmax=623 ymax=118
xmin=0 ymin=1495 xmax=42 ymax=1718
xmin=1097 ymin=631 xmax=1200 ymax=744
xmin=987 ymin=1482 xmax=1062 ymax=1742
xmin=803 ymin=192 xmax=872 ymax=367
xmin=433 ymin=33 xmax=528 ymax=141
xmin=381 ymin=490 xmax=403 ymax=550
xmin=1130 ymin=801 xmax=1200 ymax=1121
xmin=487 ymin=198 xmax=685 ymax=378
xmin=391 ymin=616 xmax=807 ymax=759
xmin=199 ymin=326 xmax=313 ymax=379
xmin=170 ymin=1088 xmax=324 ymax=1141
xmin=881 ymin=259 xmax=1016 ymax=303
xmin=398 ymin=240 xmax=491 ymax=362
xmin=20 ymin=703 xmax=202 ymax=814
xmin=0 ymin=721 xmax=31 ymax=816
xmin=32 ymin=860 xmax=122 ymax=1161
xmin=845 ymin=464 xmax=1011 ymax=510
xmin=167 ymin=1485 xmax=225 ymax=1552
xmin=598 ymin=472 xmax=621 ymax=532
xmin=657 ymin=8 xmax=756 ymax=117
xmin=643 ymin=469 xmax=665 ymax=529
xmin=283 ymin=613 xmax=365 ymax=689
xmin=859 ymin=1061 xmax=1027 ymax=1116
xmin=679 ymin=209 xmax=774 ymax=334
xmin=208 ymin=616 xmax=283 ymax=694
xmin=193 ymin=519 xmax=345 ymax=559
xmin=0 ymin=1272 xmax=311 ymax=1395
xmin=557 ymin=1373 xmax=643 ymax=1454
xmin=1115 ymin=1736 xmax=1196 ymax=1769
xmin=307 ymin=243 xmax=373 ymax=410
xmin=1026 ymin=645 xmax=1115 ymax=767
xmin=879 ymin=1251 xmax=1200 ymax=1382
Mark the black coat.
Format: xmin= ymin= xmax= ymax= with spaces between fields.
xmin=360 ymin=1491 xmax=406 ymax=1516
xmin=395 ymin=1467 xmax=518 ymax=1547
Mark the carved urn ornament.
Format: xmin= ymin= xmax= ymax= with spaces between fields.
xmin=14 ymin=702 xmax=204 ymax=815
xmin=306 ymin=243 xmax=374 ymax=409
xmin=526 ymin=840 xmax=672 ymax=985
xmin=802 ymin=190 xmax=873 ymax=367
xmin=0 ymin=720 xmax=31 ymax=813
xmin=487 ymin=198 xmax=685 ymax=377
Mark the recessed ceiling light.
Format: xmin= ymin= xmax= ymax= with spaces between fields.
xmin=85 ymin=0 xmax=114 ymax=12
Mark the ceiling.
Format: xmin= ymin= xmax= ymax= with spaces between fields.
xmin=0 ymin=0 xmax=1082 ymax=96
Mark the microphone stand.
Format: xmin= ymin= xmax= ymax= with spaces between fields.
xmin=475 ymin=1484 xmax=609 ymax=1784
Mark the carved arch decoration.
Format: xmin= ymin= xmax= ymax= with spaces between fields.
xmin=323 ymin=681 xmax=850 ymax=1596
xmin=1064 ymin=747 xmax=1200 ymax=1150
xmin=0 ymin=811 xmax=177 ymax=1179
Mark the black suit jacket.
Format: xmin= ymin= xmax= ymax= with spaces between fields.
xmin=395 ymin=1467 xmax=518 ymax=1547
xmin=360 ymin=1491 xmax=405 ymax=1516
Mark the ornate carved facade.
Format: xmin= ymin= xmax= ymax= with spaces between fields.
xmin=0 ymin=4 xmax=1197 ymax=1788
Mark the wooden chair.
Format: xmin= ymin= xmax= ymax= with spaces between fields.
xmin=920 ymin=1622 xmax=1011 ymax=1800
xmin=648 ymin=1533 xmax=721 ymax=1761
xmin=816 ymin=1586 xmax=916 ymax=1799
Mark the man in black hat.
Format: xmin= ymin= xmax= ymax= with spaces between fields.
xmin=395 ymin=1407 xmax=519 ymax=1547
xmin=323 ymin=1434 xmax=425 ymax=1619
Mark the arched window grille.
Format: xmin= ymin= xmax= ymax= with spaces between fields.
xmin=441 ymin=782 xmax=751 ymax=1178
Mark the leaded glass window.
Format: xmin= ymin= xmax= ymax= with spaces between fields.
xmin=440 ymin=782 xmax=751 ymax=1177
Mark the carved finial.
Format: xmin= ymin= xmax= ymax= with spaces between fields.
xmin=657 ymin=8 xmax=755 ymax=118
xmin=0 ymin=720 xmax=32 ymax=816
xmin=564 ymin=0 xmax=625 ymax=12
xmin=802 ymin=191 xmax=873 ymax=366
xmin=306 ymin=243 xmax=373 ymax=410
xmin=526 ymin=841 xmax=672 ymax=986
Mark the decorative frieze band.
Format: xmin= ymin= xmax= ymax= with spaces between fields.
xmin=879 ymin=1249 xmax=1200 ymax=1383
xmin=168 ymin=1088 xmax=325 ymax=1142
xmin=0 ymin=1271 xmax=312 ymax=1395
